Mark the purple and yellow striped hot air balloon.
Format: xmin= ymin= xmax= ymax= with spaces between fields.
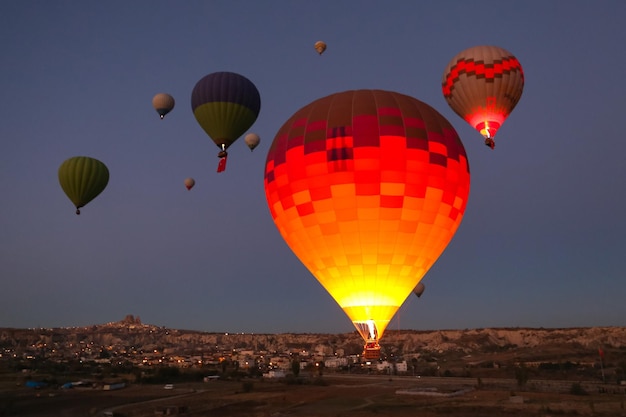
xmin=191 ymin=72 xmax=261 ymax=172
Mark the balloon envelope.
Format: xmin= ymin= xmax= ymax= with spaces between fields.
xmin=191 ymin=72 xmax=261 ymax=150
xmin=264 ymin=90 xmax=470 ymax=348
xmin=442 ymin=45 xmax=524 ymax=147
xmin=58 ymin=156 xmax=109 ymax=214
xmin=152 ymin=93 xmax=175 ymax=119
xmin=314 ymin=41 xmax=327 ymax=55
xmin=244 ymin=133 xmax=260 ymax=151
xmin=184 ymin=177 xmax=195 ymax=190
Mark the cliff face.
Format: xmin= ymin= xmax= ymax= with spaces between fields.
xmin=388 ymin=327 xmax=626 ymax=352
xmin=1 ymin=319 xmax=625 ymax=360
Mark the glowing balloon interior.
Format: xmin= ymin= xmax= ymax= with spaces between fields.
xmin=264 ymin=90 xmax=470 ymax=358
xmin=442 ymin=45 xmax=524 ymax=149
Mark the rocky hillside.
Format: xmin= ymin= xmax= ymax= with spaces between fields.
xmin=1 ymin=316 xmax=624 ymax=363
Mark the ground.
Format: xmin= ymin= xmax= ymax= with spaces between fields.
xmin=2 ymin=374 xmax=626 ymax=416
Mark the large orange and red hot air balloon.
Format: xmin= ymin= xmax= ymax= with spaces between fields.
xmin=264 ymin=90 xmax=470 ymax=359
xmin=442 ymin=45 xmax=524 ymax=149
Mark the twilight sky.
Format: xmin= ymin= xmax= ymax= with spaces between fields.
xmin=1 ymin=1 xmax=625 ymax=334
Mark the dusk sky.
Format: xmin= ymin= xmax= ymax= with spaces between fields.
xmin=2 ymin=1 xmax=625 ymax=334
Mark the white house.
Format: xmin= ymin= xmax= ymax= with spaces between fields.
xmin=263 ymin=370 xmax=286 ymax=379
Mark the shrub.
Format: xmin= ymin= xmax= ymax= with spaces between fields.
xmin=570 ymin=382 xmax=588 ymax=396
xmin=311 ymin=377 xmax=329 ymax=386
xmin=241 ymin=381 xmax=254 ymax=393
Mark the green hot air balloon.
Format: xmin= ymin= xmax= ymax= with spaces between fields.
xmin=191 ymin=71 xmax=261 ymax=172
xmin=58 ymin=156 xmax=109 ymax=215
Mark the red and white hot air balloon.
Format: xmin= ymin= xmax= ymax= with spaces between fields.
xmin=442 ymin=45 xmax=524 ymax=149
xmin=184 ymin=177 xmax=195 ymax=190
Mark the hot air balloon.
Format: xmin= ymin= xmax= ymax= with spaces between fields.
xmin=152 ymin=93 xmax=175 ymax=119
xmin=191 ymin=72 xmax=261 ymax=172
xmin=264 ymin=90 xmax=470 ymax=360
xmin=184 ymin=177 xmax=195 ymax=190
xmin=244 ymin=133 xmax=260 ymax=151
xmin=413 ymin=282 xmax=425 ymax=298
xmin=442 ymin=45 xmax=524 ymax=149
xmin=314 ymin=41 xmax=327 ymax=55
xmin=58 ymin=156 xmax=109 ymax=215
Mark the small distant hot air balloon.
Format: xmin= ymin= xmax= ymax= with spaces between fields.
xmin=244 ymin=133 xmax=260 ymax=151
xmin=191 ymin=72 xmax=261 ymax=172
xmin=184 ymin=177 xmax=195 ymax=190
xmin=152 ymin=93 xmax=175 ymax=119
xmin=264 ymin=90 xmax=470 ymax=360
xmin=442 ymin=45 xmax=524 ymax=149
xmin=413 ymin=282 xmax=425 ymax=298
xmin=314 ymin=41 xmax=327 ymax=55
xmin=58 ymin=156 xmax=109 ymax=215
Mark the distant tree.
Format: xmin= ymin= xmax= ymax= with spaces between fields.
xmin=570 ymin=382 xmax=588 ymax=395
xmin=0 ymin=397 xmax=15 ymax=415
xmin=156 ymin=366 xmax=181 ymax=382
xmin=514 ymin=364 xmax=529 ymax=388
xmin=291 ymin=359 xmax=300 ymax=377
xmin=311 ymin=377 xmax=329 ymax=386
xmin=247 ymin=365 xmax=262 ymax=378
xmin=317 ymin=361 xmax=325 ymax=376
xmin=616 ymin=360 xmax=626 ymax=382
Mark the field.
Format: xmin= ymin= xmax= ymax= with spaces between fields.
xmin=2 ymin=374 xmax=626 ymax=417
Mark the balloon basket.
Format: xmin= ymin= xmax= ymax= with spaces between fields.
xmin=362 ymin=341 xmax=381 ymax=360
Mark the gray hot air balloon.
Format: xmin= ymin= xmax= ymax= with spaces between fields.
xmin=244 ymin=133 xmax=260 ymax=151
xmin=152 ymin=93 xmax=175 ymax=119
